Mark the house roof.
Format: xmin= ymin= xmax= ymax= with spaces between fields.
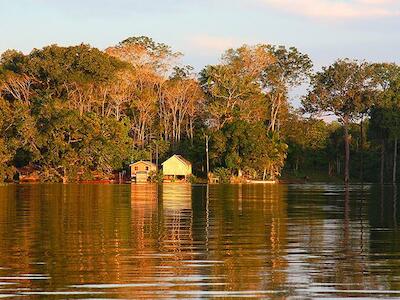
xmin=129 ymin=160 xmax=156 ymax=167
xmin=162 ymin=154 xmax=191 ymax=166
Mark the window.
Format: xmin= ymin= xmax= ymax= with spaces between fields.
xmin=146 ymin=166 xmax=149 ymax=171
xmin=135 ymin=167 xmax=138 ymax=171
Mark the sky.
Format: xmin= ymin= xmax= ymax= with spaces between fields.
xmin=1 ymin=0 xmax=400 ymax=105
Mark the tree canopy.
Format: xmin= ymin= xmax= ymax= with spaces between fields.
xmin=1 ymin=37 xmax=400 ymax=183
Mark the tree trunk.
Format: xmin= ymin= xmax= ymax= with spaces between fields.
xmin=393 ymin=137 xmax=398 ymax=184
xmin=62 ymin=166 xmax=67 ymax=184
xmin=393 ymin=184 xmax=397 ymax=228
xmin=360 ymin=120 xmax=364 ymax=182
xmin=381 ymin=140 xmax=385 ymax=185
xmin=343 ymin=120 xmax=350 ymax=183
xmin=205 ymin=135 xmax=209 ymax=178
xmin=155 ymin=142 xmax=159 ymax=171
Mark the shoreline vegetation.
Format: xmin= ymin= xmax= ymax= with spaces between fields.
xmin=1 ymin=36 xmax=400 ymax=184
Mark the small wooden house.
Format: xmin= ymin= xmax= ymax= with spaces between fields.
xmin=162 ymin=155 xmax=192 ymax=181
xmin=130 ymin=161 xmax=157 ymax=183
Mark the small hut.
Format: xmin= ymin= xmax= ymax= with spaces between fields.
xmin=130 ymin=161 xmax=157 ymax=183
xmin=162 ymin=155 xmax=192 ymax=182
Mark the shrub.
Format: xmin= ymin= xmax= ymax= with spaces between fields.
xmin=213 ymin=167 xmax=232 ymax=183
xmin=149 ymin=170 xmax=163 ymax=183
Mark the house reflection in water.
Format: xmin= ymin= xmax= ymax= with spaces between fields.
xmin=1 ymin=183 xmax=386 ymax=298
xmin=127 ymin=183 xmax=291 ymax=297
xmin=159 ymin=184 xmax=193 ymax=259
xmin=129 ymin=183 xmax=203 ymax=297
xmin=130 ymin=183 xmax=159 ymax=253
xmin=0 ymin=182 xmax=294 ymax=298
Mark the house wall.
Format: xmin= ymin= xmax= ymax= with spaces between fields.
xmin=130 ymin=162 xmax=156 ymax=176
xmin=136 ymin=172 xmax=149 ymax=183
xmin=162 ymin=157 xmax=192 ymax=176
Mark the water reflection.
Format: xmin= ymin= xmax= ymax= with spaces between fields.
xmin=0 ymin=183 xmax=399 ymax=298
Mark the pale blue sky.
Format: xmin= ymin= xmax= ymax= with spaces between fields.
xmin=1 ymin=0 xmax=399 ymax=104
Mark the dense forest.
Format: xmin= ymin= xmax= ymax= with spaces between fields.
xmin=0 ymin=36 xmax=399 ymax=183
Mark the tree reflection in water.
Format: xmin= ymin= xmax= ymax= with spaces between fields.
xmin=0 ymin=183 xmax=399 ymax=298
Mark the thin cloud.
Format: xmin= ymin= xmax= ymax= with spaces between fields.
xmin=260 ymin=0 xmax=400 ymax=18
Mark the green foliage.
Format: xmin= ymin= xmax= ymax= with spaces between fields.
xmin=262 ymin=45 xmax=313 ymax=91
xmin=200 ymin=45 xmax=272 ymax=128
xmin=2 ymin=38 xmax=399 ymax=184
xmin=148 ymin=170 xmax=163 ymax=183
xmin=26 ymin=44 xmax=124 ymax=86
xmin=200 ymin=64 xmax=265 ymax=128
xmin=119 ymin=36 xmax=173 ymax=56
xmin=209 ymin=121 xmax=287 ymax=180
xmin=0 ymin=97 xmax=33 ymax=181
xmin=370 ymin=63 xmax=400 ymax=141
xmin=283 ymin=111 xmax=330 ymax=171
xmin=200 ymin=44 xmax=308 ymax=179
xmin=303 ymin=59 xmax=375 ymax=121
xmin=213 ymin=167 xmax=232 ymax=184
xmin=302 ymin=59 xmax=377 ymax=182
xmin=111 ymin=35 xmax=181 ymax=73
xmin=0 ymin=138 xmax=15 ymax=181
xmin=33 ymin=102 xmax=130 ymax=181
xmin=0 ymin=50 xmax=26 ymax=73
xmin=187 ymin=174 xmax=198 ymax=184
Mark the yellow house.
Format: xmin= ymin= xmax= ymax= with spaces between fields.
xmin=130 ymin=160 xmax=157 ymax=183
xmin=162 ymin=155 xmax=192 ymax=181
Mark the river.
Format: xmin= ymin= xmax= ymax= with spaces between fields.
xmin=0 ymin=183 xmax=399 ymax=299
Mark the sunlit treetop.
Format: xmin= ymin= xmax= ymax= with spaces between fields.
xmin=106 ymin=36 xmax=181 ymax=75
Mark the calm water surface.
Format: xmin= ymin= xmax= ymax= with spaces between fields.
xmin=0 ymin=183 xmax=399 ymax=299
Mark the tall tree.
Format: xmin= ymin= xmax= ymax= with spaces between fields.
xmin=261 ymin=46 xmax=313 ymax=133
xmin=161 ymin=67 xmax=204 ymax=143
xmin=106 ymin=36 xmax=181 ymax=147
xmin=282 ymin=110 xmax=329 ymax=172
xmin=303 ymin=59 xmax=375 ymax=183
xmin=370 ymin=63 xmax=400 ymax=184
xmin=105 ymin=36 xmax=181 ymax=75
xmin=200 ymin=45 xmax=271 ymax=129
xmin=201 ymin=45 xmax=295 ymax=179
xmin=0 ymin=97 xmax=17 ymax=181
